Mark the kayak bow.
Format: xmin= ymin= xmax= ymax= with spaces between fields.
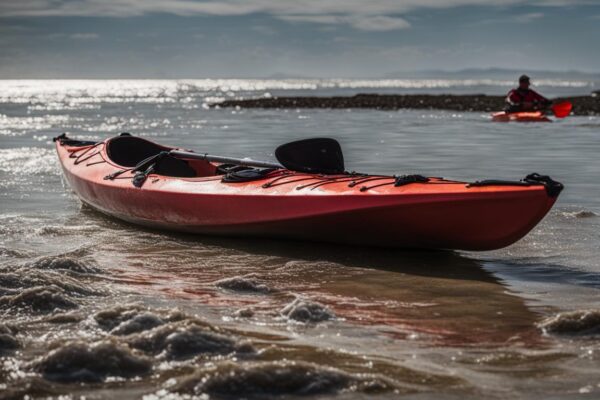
xmin=54 ymin=134 xmax=563 ymax=251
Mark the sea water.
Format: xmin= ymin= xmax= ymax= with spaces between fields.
xmin=0 ymin=79 xmax=599 ymax=399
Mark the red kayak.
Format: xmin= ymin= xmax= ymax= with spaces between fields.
xmin=491 ymin=111 xmax=551 ymax=122
xmin=54 ymin=134 xmax=562 ymax=251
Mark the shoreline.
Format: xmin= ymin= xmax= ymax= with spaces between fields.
xmin=214 ymin=93 xmax=600 ymax=115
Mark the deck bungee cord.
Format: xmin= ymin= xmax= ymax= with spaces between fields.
xmin=55 ymin=133 xmax=563 ymax=196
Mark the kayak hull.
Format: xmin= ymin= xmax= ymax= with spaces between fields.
xmin=492 ymin=111 xmax=551 ymax=123
xmin=55 ymin=136 xmax=561 ymax=251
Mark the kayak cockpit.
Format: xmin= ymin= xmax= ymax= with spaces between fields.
xmin=106 ymin=134 xmax=219 ymax=178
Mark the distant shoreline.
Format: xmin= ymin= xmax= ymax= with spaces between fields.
xmin=213 ymin=93 xmax=599 ymax=115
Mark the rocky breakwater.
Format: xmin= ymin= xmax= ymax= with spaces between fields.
xmin=214 ymin=93 xmax=600 ymax=115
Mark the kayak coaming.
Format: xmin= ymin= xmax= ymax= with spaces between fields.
xmin=55 ymin=137 xmax=560 ymax=250
xmin=491 ymin=111 xmax=551 ymax=122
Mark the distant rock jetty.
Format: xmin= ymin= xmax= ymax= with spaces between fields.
xmin=213 ymin=93 xmax=599 ymax=115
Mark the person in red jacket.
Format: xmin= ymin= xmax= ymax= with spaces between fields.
xmin=505 ymin=75 xmax=551 ymax=112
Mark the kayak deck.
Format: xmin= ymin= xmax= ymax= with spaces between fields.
xmin=55 ymin=134 xmax=562 ymax=251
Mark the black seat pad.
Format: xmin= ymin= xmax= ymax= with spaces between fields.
xmin=107 ymin=135 xmax=196 ymax=178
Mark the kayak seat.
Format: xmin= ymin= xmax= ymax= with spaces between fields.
xmin=221 ymin=168 xmax=277 ymax=183
xmin=153 ymin=156 xmax=197 ymax=178
xmin=107 ymin=135 xmax=197 ymax=178
xmin=215 ymin=163 xmax=253 ymax=175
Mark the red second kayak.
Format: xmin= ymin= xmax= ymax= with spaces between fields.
xmin=54 ymin=134 xmax=563 ymax=251
xmin=492 ymin=111 xmax=551 ymax=122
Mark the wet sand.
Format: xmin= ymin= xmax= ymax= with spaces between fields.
xmin=214 ymin=93 xmax=600 ymax=115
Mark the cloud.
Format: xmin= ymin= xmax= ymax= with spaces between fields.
xmin=474 ymin=10 xmax=547 ymax=26
xmin=0 ymin=0 xmax=554 ymax=18
xmin=279 ymin=14 xmax=410 ymax=31
xmin=0 ymin=1 xmax=512 ymax=31
xmin=70 ymin=33 xmax=99 ymax=40
xmin=351 ymin=15 xmax=411 ymax=31
xmin=251 ymin=25 xmax=277 ymax=35
xmin=0 ymin=0 xmax=595 ymax=32
xmin=514 ymin=12 xmax=544 ymax=22
xmin=0 ymin=23 xmax=31 ymax=33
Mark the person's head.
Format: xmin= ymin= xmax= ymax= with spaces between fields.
xmin=518 ymin=75 xmax=530 ymax=90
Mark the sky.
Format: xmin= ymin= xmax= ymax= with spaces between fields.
xmin=0 ymin=0 xmax=599 ymax=78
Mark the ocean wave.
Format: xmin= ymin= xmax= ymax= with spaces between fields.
xmin=0 ymin=147 xmax=60 ymax=176
xmin=539 ymin=310 xmax=600 ymax=336
xmin=0 ymin=246 xmax=33 ymax=259
xmin=234 ymin=307 xmax=255 ymax=318
xmin=0 ymin=256 xmax=102 ymax=314
xmin=110 ymin=313 xmax=165 ymax=336
xmin=92 ymin=305 xmax=254 ymax=362
xmin=28 ymin=103 xmax=102 ymax=111
xmin=94 ymin=304 xmax=184 ymax=332
xmin=280 ymin=298 xmax=334 ymax=323
xmin=0 ymin=79 xmax=594 ymax=105
xmin=168 ymin=360 xmax=396 ymax=398
xmin=126 ymin=320 xmax=253 ymax=361
xmin=0 ymin=267 xmax=98 ymax=297
xmin=559 ymin=210 xmax=598 ymax=219
xmin=0 ymin=217 xmax=102 ymax=241
xmin=79 ymin=116 xmax=173 ymax=132
xmin=34 ymin=224 xmax=101 ymax=238
xmin=0 ymin=114 xmax=71 ymax=135
xmin=31 ymin=339 xmax=152 ymax=383
xmin=0 ymin=285 xmax=79 ymax=314
xmin=45 ymin=312 xmax=85 ymax=324
xmin=0 ymin=324 xmax=20 ymax=354
xmin=214 ymin=275 xmax=271 ymax=294
xmin=0 ymin=80 xmax=186 ymax=104
xmin=26 ymin=255 xmax=101 ymax=275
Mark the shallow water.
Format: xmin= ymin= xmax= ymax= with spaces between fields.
xmin=1 ymin=80 xmax=599 ymax=399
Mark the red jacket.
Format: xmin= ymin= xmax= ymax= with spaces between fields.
xmin=506 ymin=88 xmax=549 ymax=107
